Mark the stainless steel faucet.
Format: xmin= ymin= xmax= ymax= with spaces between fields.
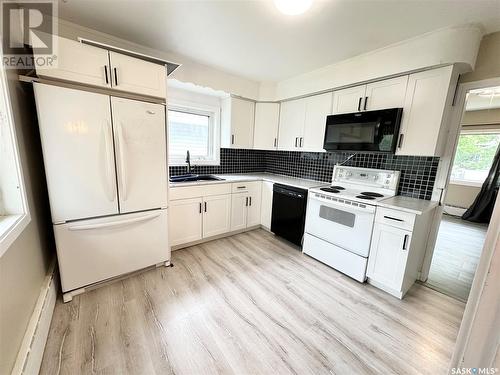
xmin=186 ymin=150 xmax=192 ymax=174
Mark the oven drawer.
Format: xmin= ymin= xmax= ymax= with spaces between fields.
xmin=375 ymin=207 xmax=415 ymax=231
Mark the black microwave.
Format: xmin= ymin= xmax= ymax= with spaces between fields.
xmin=323 ymin=108 xmax=403 ymax=153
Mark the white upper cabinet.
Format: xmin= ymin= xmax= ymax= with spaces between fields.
xmin=109 ymin=51 xmax=166 ymax=98
xmin=110 ymin=97 xmax=168 ymax=214
xmin=332 ymin=85 xmax=367 ymax=114
xmin=253 ymin=102 xmax=280 ymax=150
xmin=278 ymin=98 xmax=306 ymax=150
xmin=278 ymin=93 xmax=332 ymax=151
xmin=34 ymin=36 xmax=167 ymax=98
xmin=35 ymin=37 xmax=110 ymax=88
xmin=332 ymin=76 xmax=408 ymax=114
xmin=364 ymin=76 xmax=408 ymax=110
xmin=396 ymin=65 xmax=456 ymax=156
xmin=221 ymin=97 xmax=255 ymax=149
xmin=302 ymin=92 xmax=332 ymax=151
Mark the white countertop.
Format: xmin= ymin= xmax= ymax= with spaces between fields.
xmin=377 ymin=196 xmax=439 ymax=215
xmin=170 ymin=173 xmax=438 ymax=214
xmin=169 ymin=173 xmax=326 ymax=190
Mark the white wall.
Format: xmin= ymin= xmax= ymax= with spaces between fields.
xmin=260 ymin=25 xmax=482 ymax=101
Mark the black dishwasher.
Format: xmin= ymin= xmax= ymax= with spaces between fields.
xmin=271 ymin=184 xmax=308 ymax=247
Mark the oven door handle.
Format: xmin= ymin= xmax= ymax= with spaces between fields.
xmin=310 ymin=195 xmax=376 ymax=214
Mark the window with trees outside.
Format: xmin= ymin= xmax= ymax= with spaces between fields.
xmin=167 ymin=105 xmax=220 ymax=166
xmin=450 ymin=131 xmax=500 ymax=186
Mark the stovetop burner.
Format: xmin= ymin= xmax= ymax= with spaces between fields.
xmin=361 ymin=191 xmax=384 ymax=198
xmin=330 ymin=186 xmax=346 ymax=190
xmin=320 ymin=187 xmax=340 ymax=193
xmin=356 ymin=195 xmax=376 ymax=200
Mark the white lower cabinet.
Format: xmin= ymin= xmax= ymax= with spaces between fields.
xmin=260 ymin=181 xmax=273 ymax=229
xmin=203 ymin=194 xmax=231 ymax=237
xmin=170 ymin=181 xmax=262 ymax=248
xmin=367 ymin=223 xmax=411 ymax=295
xmin=230 ymin=182 xmax=262 ymax=230
xmin=169 ymin=197 xmax=203 ymax=246
xmin=367 ymin=206 xmax=433 ymax=298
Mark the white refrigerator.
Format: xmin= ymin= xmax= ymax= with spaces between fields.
xmin=33 ymin=83 xmax=170 ymax=299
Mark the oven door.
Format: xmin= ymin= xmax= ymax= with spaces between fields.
xmin=323 ymin=108 xmax=402 ymax=153
xmin=304 ymin=194 xmax=375 ymax=257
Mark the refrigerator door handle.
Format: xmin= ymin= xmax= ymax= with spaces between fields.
xmin=68 ymin=212 xmax=161 ymax=231
xmin=103 ymin=120 xmax=115 ymax=202
xmin=117 ymin=121 xmax=128 ymax=201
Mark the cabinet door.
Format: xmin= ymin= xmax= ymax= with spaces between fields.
xmin=332 ymin=85 xmax=366 ymax=114
xmin=302 ymin=92 xmax=332 ymax=151
xmin=169 ymin=198 xmax=203 ymax=246
xmin=247 ymin=182 xmax=262 ymax=227
xmin=33 ymin=84 xmax=118 ymax=223
xmin=365 ymin=76 xmax=408 ymax=111
xmin=367 ymin=223 xmax=411 ymax=291
xmin=230 ymin=193 xmax=248 ymax=231
xmin=109 ymin=51 xmax=166 ymax=98
xmin=111 ymin=97 xmax=168 ymax=214
xmin=278 ymin=99 xmax=306 ymax=150
xmin=203 ymin=194 xmax=231 ymax=238
xmin=396 ymin=66 xmax=454 ymax=156
xmin=229 ymin=98 xmax=255 ymax=149
xmin=260 ymin=181 xmax=273 ymax=229
xmin=253 ymin=102 xmax=280 ymax=150
xmin=35 ymin=36 xmax=110 ymax=88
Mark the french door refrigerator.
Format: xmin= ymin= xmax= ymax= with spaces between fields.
xmin=33 ymin=83 xmax=169 ymax=300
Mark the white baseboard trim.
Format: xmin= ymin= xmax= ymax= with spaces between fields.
xmin=443 ymin=205 xmax=467 ymax=217
xmin=11 ymin=260 xmax=57 ymax=375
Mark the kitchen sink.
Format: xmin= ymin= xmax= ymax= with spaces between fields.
xmin=169 ymin=174 xmax=224 ymax=182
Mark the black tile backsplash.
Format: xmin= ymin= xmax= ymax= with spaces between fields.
xmin=170 ymin=148 xmax=439 ymax=200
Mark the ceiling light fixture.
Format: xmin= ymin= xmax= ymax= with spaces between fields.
xmin=274 ymin=0 xmax=313 ymax=15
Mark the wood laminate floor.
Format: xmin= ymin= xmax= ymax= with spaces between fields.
xmin=426 ymin=215 xmax=488 ymax=301
xmin=40 ymin=229 xmax=465 ymax=375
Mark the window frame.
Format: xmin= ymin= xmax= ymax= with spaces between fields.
xmin=167 ymin=99 xmax=220 ymax=167
xmin=449 ymin=128 xmax=500 ymax=187
xmin=0 ymin=62 xmax=30 ymax=257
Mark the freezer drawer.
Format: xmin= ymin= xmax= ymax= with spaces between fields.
xmin=54 ymin=210 xmax=169 ymax=292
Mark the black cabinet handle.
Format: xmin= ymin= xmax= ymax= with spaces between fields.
xmin=299 ymin=137 xmax=303 ymax=147
xmin=384 ymin=215 xmax=404 ymax=222
xmin=357 ymin=97 xmax=362 ymax=111
xmin=245 ymin=197 xmax=248 ymax=206
xmin=274 ymin=138 xmax=277 ymax=147
xmin=104 ymin=66 xmax=109 ymax=84
xmin=113 ymin=67 xmax=118 ymax=86
xmin=398 ymin=134 xmax=404 ymax=148
xmin=249 ymin=196 xmax=252 ymax=206
xmin=231 ymin=134 xmax=235 ymax=145
xmin=199 ymin=202 xmax=202 ymax=214
xmin=402 ymin=234 xmax=409 ymax=250
xmin=364 ymin=96 xmax=368 ymax=111
xmin=295 ymin=137 xmax=298 ymax=147
xmin=204 ymin=202 xmax=207 ymax=212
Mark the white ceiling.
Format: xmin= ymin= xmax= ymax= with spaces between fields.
xmin=58 ymin=0 xmax=500 ymax=82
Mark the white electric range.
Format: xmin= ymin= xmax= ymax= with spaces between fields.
xmin=303 ymin=165 xmax=400 ymax=282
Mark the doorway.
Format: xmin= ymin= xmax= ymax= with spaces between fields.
xmin=425 ymin=85 xmax=500 ymax=301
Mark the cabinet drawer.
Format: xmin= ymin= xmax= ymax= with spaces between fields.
xmin=170 ymin=183 xmax=231 ymax=200
xmin=375 ymin=207 xmax=415 ymax=231
xmin=231 ymin=181 xmax=260 ymax=193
